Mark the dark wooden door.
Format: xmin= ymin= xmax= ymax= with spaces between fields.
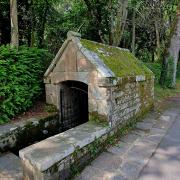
xmin=59 ymin=85 xmax=88 ymax=131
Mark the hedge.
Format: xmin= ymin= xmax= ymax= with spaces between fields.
xmin=0 ymin=45 xmax=52 ymax=124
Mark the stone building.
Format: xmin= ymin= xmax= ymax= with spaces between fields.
xmin=44 ymin=31 xmax=154 ymax=130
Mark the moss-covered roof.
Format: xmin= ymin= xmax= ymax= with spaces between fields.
xmin=81 ymin=39 xmax=153 ymax=77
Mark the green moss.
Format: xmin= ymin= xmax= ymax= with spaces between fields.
xmin=81 ymin=39 xmax=153 ymax=77
xmin=89 ymin=111 xmax=108 ymax=127
xmin=44 ymin=104 xmax=57 ymax=113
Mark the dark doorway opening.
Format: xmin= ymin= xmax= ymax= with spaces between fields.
xmin=59 ymin=81 xmax=88 ymax=131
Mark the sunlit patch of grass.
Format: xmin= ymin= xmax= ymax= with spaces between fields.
xmin=154 ymin=79 xmax=180 ymax=100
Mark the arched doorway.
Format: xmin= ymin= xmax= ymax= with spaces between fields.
xmin=59 ymin=81 xmax=88 ymax=131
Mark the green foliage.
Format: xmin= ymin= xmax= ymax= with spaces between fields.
xmin=138 ymin=49 xmax=153 ymax=62
xmin=154 ymin=84 xmax=180 ymax=100
xmin=44 ymin=104 xmax=57 ymax=113
xmin=160 ymin=56 xmax=175 ymax=88
xmin=0 ymin=45 xmax=52 ymax=124
xmin=89 ymin=112 xmax=108 ymax=127
xmin=45 ymin=0 xmax=89 ymax=54
xmin=145 ymin=63 xmax=162 ymax=83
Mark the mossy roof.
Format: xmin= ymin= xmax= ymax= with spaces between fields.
xmin=81 ymin=39 xmax=153 ymax=77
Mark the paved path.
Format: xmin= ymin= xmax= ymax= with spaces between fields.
xmin=139 ymin=98 xmax=180 ymax=180
xmin=76 ymin=97 xmax=180 ymax=180
xmin=0 ymin=153 xmax=23 ymax=180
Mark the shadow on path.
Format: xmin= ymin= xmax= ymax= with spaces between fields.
xmin=139 ymin=96 xmax=180 ymax=180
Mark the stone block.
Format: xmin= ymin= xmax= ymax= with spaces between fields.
xmin=107 ymin=141 xmax=131 ymax=157
xmin=90 ymin=152 xmax=122 ymax=171
xmin=136 ymin=75 xmax=146 ymax=82
xmin=136 ymin=122 xmax=154 ymax=131
xmin=126 ymin=143 xmax=154 ymax=165
xmin=120 ymin=133 xmax=140 ymax=144
xmin=89 ymin=85 xmax=110 ymax=100
xmin=97 ymin=100 xmax=111 ymax=115
xmin=120 ymin=161 xmax=142 ymax=179
xmin=77 ymin=52 xmax=94 ymax=72
xmin=88 ymin=98 xmax=98 ymax=112
xmin=45 ymin=84 xmax=59 ymax=107
xmin=0 ymin=153 xmax=23 ymax=180
xmin=75 ymin=166 xmax=127 ymax=180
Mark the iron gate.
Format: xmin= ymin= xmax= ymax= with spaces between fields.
xmin=59 ymin=83 xmax=88 ymax=131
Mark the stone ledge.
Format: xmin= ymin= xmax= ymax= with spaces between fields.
xmin=0 ymin=113 xmax=58 ymax=152
xmin=19 ymin=122 xmax=109 ymax=172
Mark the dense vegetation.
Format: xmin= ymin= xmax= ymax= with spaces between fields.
xmin=0 ymin=0 xmax=179 ymax=123
xmin=0 ymin=46 xmax=52 ymax=124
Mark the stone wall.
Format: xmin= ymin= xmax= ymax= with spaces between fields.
xmin=110 ymin=76 xmax=154 ymax=126
xmin=45 ymin=75 xmax=154 ymax=128
xmin=19 ymin=123 xmax=110 ymax=180
xmin=0 ymin=114 xmax=59 ymax=153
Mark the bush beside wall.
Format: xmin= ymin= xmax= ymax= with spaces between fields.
xmin=0 ymin=45 xmax=52 ymax=124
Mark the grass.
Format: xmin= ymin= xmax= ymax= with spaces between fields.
xmin=154 ymin=79 xmax=180 ymax=100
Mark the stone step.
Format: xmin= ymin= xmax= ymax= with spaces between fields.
xmin=0 ymin=152 xmax=23 ymax=180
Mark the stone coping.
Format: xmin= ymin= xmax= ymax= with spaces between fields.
xmin=0 ymin=113 xmax=59 ymax=153
xmin=19 ymin=122 xmax=109 ymax=172
xmin=0 ymin=113 xmax=57 ymax=137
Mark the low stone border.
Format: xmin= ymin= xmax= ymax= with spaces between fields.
xmin=0 ymin=113 xmax=59 ymax=153
xmin=19 ymin=105 xmax=153 ymax=180
xmin=19 ymin=122 xmax=110 ymax=179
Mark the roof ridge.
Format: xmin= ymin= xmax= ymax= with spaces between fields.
xmin=81 ymin=38 xmax=129 ymax=51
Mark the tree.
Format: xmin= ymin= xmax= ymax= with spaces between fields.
xmin=128 ymin=0 xmax=144 ymax=55
xmin=109 ymin=0 xmax=128 ymax=46
xmin=83 ymin=0 xmax=128 ymax=46
xmin=10 ymin=0 xmax=19 ymax=48
xmin=160 ymin=1 xmax=180 ymax=87
xmin=168 ymin=9 xmax=180 ymax=87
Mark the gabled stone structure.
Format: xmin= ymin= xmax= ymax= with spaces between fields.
xmin=44 ymin=31 xmax=154 ymax=128
xmin=18 ymin=32 xmax=154 ymax=180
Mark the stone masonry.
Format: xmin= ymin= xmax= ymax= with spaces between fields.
xmin=44 ymin=31 xmax=154 ymax=128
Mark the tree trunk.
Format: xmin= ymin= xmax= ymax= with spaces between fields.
xmin=37 ymin=0 xmax=49 ymax=48
xmin=160 ymin=4 xmax=180 ymax=87
xmin=83 ymin=0 xmax=128 ymax=46
xmin=111 ymin=0 xmax=128 ymax=46
xmin=30 ymin=0 xmax=35 ymax=47
xmin=131 ymin=9 xmax=136 ymax=54
xmin=83 ymin=0 xmax=106 ymax=43
xmin=155 ymin=21 xmax=160 ymax=49
xmin=10 ymin=0 xmax=19 ymax=48
xmin=170 ymin=15 xmax=180 ymax=87
xmin=155 ymin=20 xmax=160 ymax=61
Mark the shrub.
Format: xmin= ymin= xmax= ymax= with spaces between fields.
xmin=0 ymin=45 xmax=52 ymax=124
xmin=144 ymin=62 xmax=162 ymax=83
xmin=137 ymin=49 xmax=152 ymax=62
